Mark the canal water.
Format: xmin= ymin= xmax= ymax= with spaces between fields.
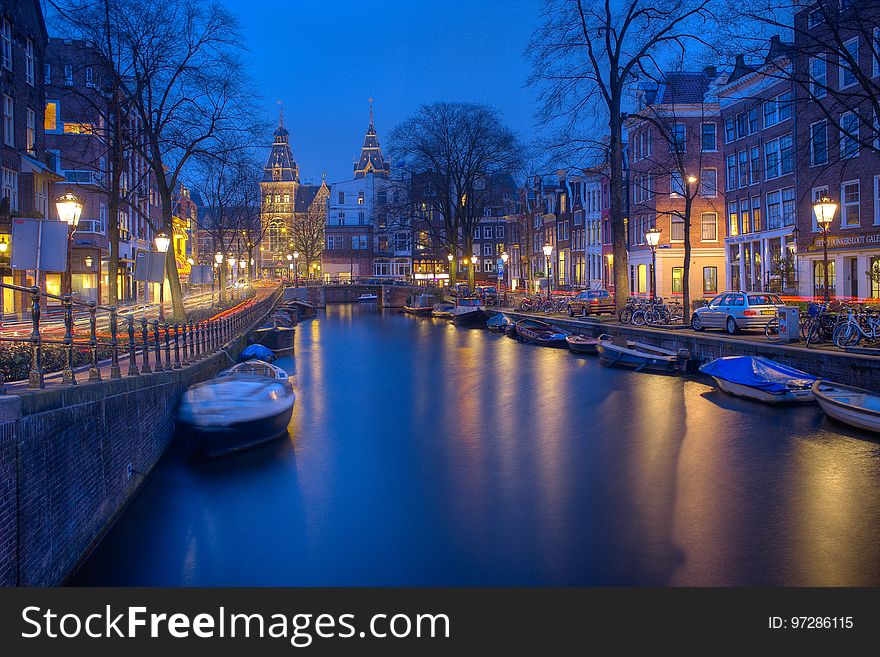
xmin=74 ymin=304 xmax=880 ymax=586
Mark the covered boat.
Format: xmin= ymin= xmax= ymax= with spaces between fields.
xmin=565 ymin=334 xmax=599 ymax=354
xmin=700 ymin=356 xmax=816 ymax=404
xmin=251 ymin=323 xmax=295 ymax=351
xmin=278 ymin=299 xmax=317 ymax=319
xmin=239 ymin=343 xmax=276 ymax=362
xmin=515 ymin=318 xmax=570 ymax=347
xmin=452 ymin=297 xmax=490 ymax=326
xmin=486 ymin=313 xmax=513 ymax=332
xmin=432 ymin=303 xmax=454 ymax=319
xmin=812 ymin=381 xmax=880 ymax=433
xmin=596 ymin=334 xmax=689 ymax=373
xmin=178 ymin=360 xmax=295 ymax=457
xmin=404 ymin=294 xmax=435 ymax=316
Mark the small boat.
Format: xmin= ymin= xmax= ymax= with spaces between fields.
xmin=358 ymin=293 xmax=378 ymax=302
xmin=700 ymin=356 xmax=816 ymax=404
xmin=404 ymin=293 xmax=436 ymax=316
xmin=178 ymin=360 xmax=295 ymax=457
xmin=239 ymin=343 xmax=276 ymax=362
xmin=565 ymin=334 xmax=599 ymax=354
xmin=515 ymin=318 xmax=570 ymax=347
xmin=432 ymin=303 xmax=454 ymax=319
xmin=278 ymin=299 xmax=317 ymax=319
xmin=596 ymin=334 xmax=689 ymax=373
xmin=812 ymin=381 xmax=880 ymax=433
xmin=453 ymin=296 xmax=490 ymax=327
xmin=251 ymin=322 xmax=295 ymax=351
xmin=486 ymin=313 xmax=513 ymax=332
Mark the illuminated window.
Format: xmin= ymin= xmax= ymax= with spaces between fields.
xmin=26 ymin=109 xmax=35 ymax=153
xmin=44 ymin=101 xmax=58 ymax=131
xmin=63 ymin=122 xmax=96 ymax=135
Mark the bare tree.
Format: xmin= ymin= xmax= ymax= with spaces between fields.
xmin=290 ymin=198 xmax=326 ymax=276
xmin=529 ymin=0 xmax=716 ymax=310
xmin=388 ymin=102 xmax=520 ymax=288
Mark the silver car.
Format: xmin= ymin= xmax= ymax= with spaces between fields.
xmin=690 ymin=291 xmax=785 ymax=334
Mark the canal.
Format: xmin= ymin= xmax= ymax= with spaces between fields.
xmin=73 ymin=303 xmax=880 ymax=586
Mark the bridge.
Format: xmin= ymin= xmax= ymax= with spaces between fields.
xmin=285 ymin=283 xmax=429 ymax=308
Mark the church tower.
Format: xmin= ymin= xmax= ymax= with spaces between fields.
xmin=353 ymin=102 xmax=391 ymax=179
xmin=260 ymin=109 xmax=300 ymax=276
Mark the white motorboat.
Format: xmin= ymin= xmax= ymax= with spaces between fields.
xmin=812 ymin=381 xmax=880 ymax=433
xmin=358 ymin=293 xmax=378 ymax=302
xmin=178 ymin=360 xmax=295 ymax=457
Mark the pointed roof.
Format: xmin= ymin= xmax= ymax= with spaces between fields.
xmin=263 ymin=108 xmax=298 ymax=183
xmin=354 ymin=100 xmax=390 ymax=179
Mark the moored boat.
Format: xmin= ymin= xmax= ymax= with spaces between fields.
xmin=432 ymin=303 xmax=454 ymax=319
xmin=452 ymin=297 xmax=490 ymax=326
xmin=812 ymin=381 xmax=880 ymax=433
xmin=700 ymin=356 xmax=816 ymax=404
xmin=278 ymin=299 xmax=317 ymax=319
xmin=486 ymin=313 xmax=513 ymax=332
xmin=239 ymin=343 xmax=276 ymax=362
xmin=404 ymin=294 xmax=436 ymax=316
xmin=251 ymin=323 xmax=295 ymax=351
xmin=358 ymin=293 xmax=378 ymax=302
xmin=596 ymin=334 xmax=689 ymax=373
xmin=565 ymin=334 xmax=599 ymax=354
xmin=515 ymin=318 xmax=570 ymax=347
xmin=178 ymin=360 xmax=295 ymax=457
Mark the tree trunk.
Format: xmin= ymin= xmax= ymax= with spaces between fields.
xmin=609 ymin=109 xmax=629 ymax=311
xmin=159 ymin=195 xmax=185 ymax=320
xmin=682 ymin=201 xmax=693 ymax=321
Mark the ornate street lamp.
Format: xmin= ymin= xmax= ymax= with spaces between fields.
xmin=84 ymin=254 xmax=93 ymax=268
xmin=293 ymin=251 xmax=300 ymax=287
xmin=154 ymin=230 xmax=170 ymax=321
xmin=645 ymin=227 xmax=661 ymax=301
xmin=55 ymin=189 xmax=83 ymax=296
xmin=0 ymin=236 xmax=7 ymax=254
xmin=542 ymin=244 xmax=553 ymax=300
xmin=813 ymin=195 xmax=837 ymax=302
xmin=500 ymin=251 xmax=509 ymax=307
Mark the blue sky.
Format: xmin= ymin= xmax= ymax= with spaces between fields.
xmin=225 ymin=0 xmax=543 ymax=183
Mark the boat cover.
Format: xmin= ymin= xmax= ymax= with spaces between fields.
xmin=240 ymin=344 xmax=276 ymax=362
xmin=487 ymin=313 xmax=512 ymax=328
xmin=700 ymin=356 xmax=816 ymax=393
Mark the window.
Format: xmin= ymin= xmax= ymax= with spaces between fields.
xmin=671 ymin=123 xmax=686 ymax=152
xmin=495 ymin=224 xmax=504 ymax=238
xmin=64 ymin=64 xmax=73 ymax=86
xmin=874 ymin=28 xmax=880 ymax=77
xmin=749 ymin=147 xmax=760 ymax=183
xmin=751 ymin=196 xmax=761 ymax=232
xmin=672 ymin=267 xmax=684 ymax=294
xmin=483 ymin=242 xmax=493 ymax=256
xmin=840 ymin=38 xmax=859 ymax=88
xmin=283 ymin=193 xmax=290 ymax=203
xmin=748 ymin=107 xmax=759 ymax=133
xmin=779 ymin=134 xmax=793 ymax=175
xmin=1 ymin=19 xmax=10 ymax=70
xmin=811 ymin=186 xmax=829 ymax=231
xmin=26 ymin=109 xmax=35 ymax=154
xmin=841 ymin=181 xmax=860 ymax=227
xmin=778 ymin=91 xmax=792 ymax=121
xmin=338 ymin=192 xmax=345 ymax=204
xmin=700 ymin=168 xmax=717 ymax=197
xmin=782 ymin=187 xmax=796 ymax=226
xmin=358 ymin=211 xmax=365 ymax=225
xmin=738 ymin=150 xmax=749 ymax=188
xmin=726 ymin=154 xmax=737 ymax=191
xmin=1 ymin=168 xmax=18 ymax=211
xmin=811 ymin=121 xmax=828 ymax=165
xmin=736 ymin=112 xmax=748 ymax=139
xmin=44 ymin=62 xmax=51 ymax=85
xmin=764 ymin=97 xmax=777 ymax=126
xmin=484 ymin=259 xmax=494 ymax=272
xmin=808 ymin=9 xmax=823 ymax=28
xmin=85 ymin=67 xmax=94 ymax=88
xmin=724 ymin=117 xmax=735 ymax=143
xmin=814 ymin=261 xmax=835 ymax=298
xmin=337 ymin=211 xmax=345 ymax=225
xmin=3 ymin=95 xmax=12 ymax=147
xmin=671 ymin=216 xmax=684 ymax=242
xmin=26 ymin=39 xmax=35 ymax=86
xmin=701 ymin=212 xmax=718 ymax=241
xmin=740 ymin=198 xmax=751 ymax=234
xmin=670 ymin=171 xmax=684 ymax=196
xmin=767 ymin=190 xmax=782 ymax=229
xmin=327 ymin=235 xmax=342 ymax=249
xmin=875 ymin=175 xmax=880 ymax=225
xmin=703 ymin=267 xmax=718 ymax=294
xmin=483 ymin=226 xmax=492 ymax=239
xmin=701 ymin=123 xmax=717 ymax=151
xmin=810 ymin=57 xmax=827 ymax=98
xmin=728 ymin=201 xmax=739 ymax=237
xmin=358 ymin=191 xmax=364 ymax=205
xmin=840 ymin=112 xmax=859 ymax=158
xmin=274 ymin=194 xmax=280 ymax=204
xmin=764 ymin=138 xmax=786 ymax=179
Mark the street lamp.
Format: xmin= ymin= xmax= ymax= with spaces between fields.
xmin=500 ymin=251 xmax=509 ymax=307
xmin=645 ymin=227 xmax=661 ymax=301
xmin=0 ymin=236 xmax=7 ymax=254
xmin=293 ymin=251 xmax=300 ymax=287
xmin=154 ymin=230 xmax=170 ymax=321
xmin=542 ymin=244 xmax=553 ymax=301
xmin=471 ymin=254 xmax=478 ymax=290
xmin=55 ymin=189 xmax=83 ymax=296
xmin=84 ymin=254 xmax=93 ymax=268
xmin=813 ymin=195 xmax=837 ymax=302
xmin=214 ymin=252 xmax=223 ymax=306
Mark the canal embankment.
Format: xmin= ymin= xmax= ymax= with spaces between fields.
xmin=0 ymin=301 xmax=274 ymax=587
xmin=504 ymin=310 xmax=880 ymax=390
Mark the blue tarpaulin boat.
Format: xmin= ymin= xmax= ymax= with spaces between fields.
xmin=486 ymin=313 xmax=513 ymax=331
xmin=700 ymin=356 xmax=817 ymax=404
xmin=240 ymin=344 xmax=276 ymax=362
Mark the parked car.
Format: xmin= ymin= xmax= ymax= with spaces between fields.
xmin=450 ymin=282 xmax=470 ymax=297
xmin=567 ymin=289 xmax=615 ymax=317
xmin=690 ymin=291 xmax=785 ymax=334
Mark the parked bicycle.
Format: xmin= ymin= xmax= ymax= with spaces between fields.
xmin=832 ymin=306 xmax=880 ymax=348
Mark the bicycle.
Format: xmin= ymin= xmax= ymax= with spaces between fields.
xmin=832 ymin=306 xmax=880 ymax=348
xmin=617 ymin=297 xmax=641 ymax=324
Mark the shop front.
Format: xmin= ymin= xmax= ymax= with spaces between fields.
xmin=799 ymin=230 xmax=880 ymax=301
xmin=725 ymin=227 xmax=798 ymax=294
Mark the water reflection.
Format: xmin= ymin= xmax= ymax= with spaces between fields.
xmin=73 ymin=304 xmax=880 ymax=586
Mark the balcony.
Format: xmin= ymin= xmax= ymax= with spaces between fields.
xmin=76 ymin=219 xmax=105 ymax=234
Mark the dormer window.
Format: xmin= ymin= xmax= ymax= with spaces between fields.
xmin=273 ymin=167 xmax=281 ymax=181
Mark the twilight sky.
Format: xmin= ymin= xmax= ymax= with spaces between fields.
xmin=224 ymin=0 xmax=543 ymax=184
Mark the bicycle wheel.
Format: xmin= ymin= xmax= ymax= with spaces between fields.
xmin=806 ymin=321 xmax=824 ymax=347
xmin=764 ymin=317 xmax=781 ymax=342
xmin=799 ymin=317 xmax=812 ymax=341
xmin=833 ymin=322 xmax=860 ymax=348
xmin=631 ymin=310 xmax=647 ymax=326
xmin=618 ymin=307 xmax=633 ymax=324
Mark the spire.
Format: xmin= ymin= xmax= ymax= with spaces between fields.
xmin=354 ymin=101 xmax=390 ymax=179
xmin=273 ymin=101 xmax=289 ymax=140
xmin=264 ymin=103 xmax=297 ymax=183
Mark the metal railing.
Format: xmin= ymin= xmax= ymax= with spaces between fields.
xmin=0 ymin=283 xmax=281 ymax=392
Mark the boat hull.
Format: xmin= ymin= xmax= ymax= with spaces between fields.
xmin=251 ymin=326 xmax=295 ymax=351
xmin=404 ymin=306 xmax=434 ymax=316
xmin=813 ymin=381 xmax=880 ymax=433
xmin=181 ymin=402 xmax=294 ymax=458
xmin=597 ymin=342 xmax=683 ymax=373
xmin=453 ymin=309 xmax=490 ymax=326
xmin=711 ymin=377 xmax=814 ymax=404
xmin=565 ymin=336 xmax=598 ymax=354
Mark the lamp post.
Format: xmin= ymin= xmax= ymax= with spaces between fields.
xmin=645 ymin=227 xmax=661 ymax=301
xmin=293 ymin=251 xmax=300 ymax=287
xmin=214 ymin=251 xmax=223 ymax=306
xmin=154 ymin=230 xmax=171 ymax=321
xmin=286 ymin=253 xmax=293 ymax=282
xmin=542 ymin=244 xmax=553 ymax=301
xmin=55 ymin=189 xmax=83 ymax=296
xmin=470 ymin=254 xmax=478 ymax=292
xmin=228 ymin=255 xmax=237 ymax=299
xmin=813 ymin=195 xmax=837 ymax=302
xmin=500 ymin=251 xmax=509 ymax=307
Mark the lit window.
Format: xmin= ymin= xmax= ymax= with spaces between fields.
xmin=44 ymin=100 xmax=58 ymax=131
xmin=26 ymin=109 xmax=35 ymax=154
